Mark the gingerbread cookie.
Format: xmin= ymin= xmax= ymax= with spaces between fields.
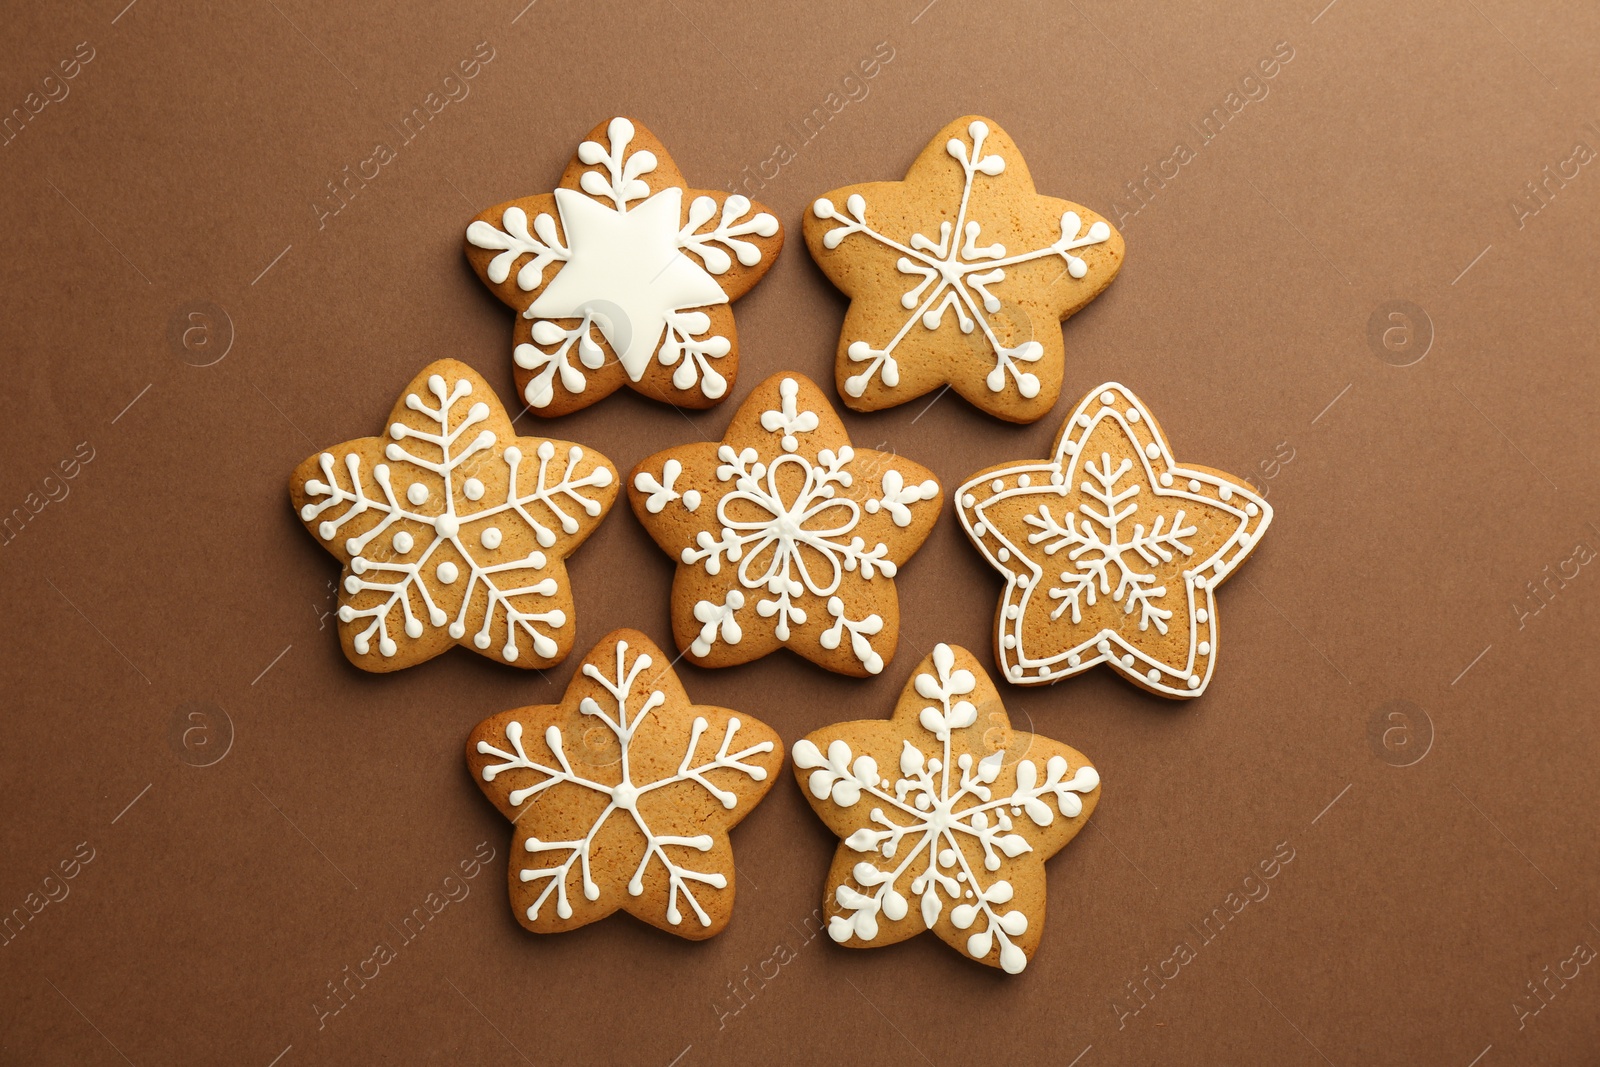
xmin=793 ymin=643 xmax=1099 ymax=974
xmin=804 ymin=115 xmax=1123 ymax=423
xmin=628 ymin=373 xmax=941 ymax=676
xmin=465 ymin=116 xmax=783 ymax=415
xmin=466 ymin=629 xmax=782 ymax=938
xmin=290 ymin=359 xmax=617 ymax=672
xmin=955 ymin=382 xmax=1272 ymax=697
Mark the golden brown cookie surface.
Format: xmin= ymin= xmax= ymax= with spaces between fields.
xmin=289 ymin=358 xmax=617 ymax=673
xmin=793 ymin=643 xmax=1099 ymax=974
xmin=804 ymin=115 xmax=1123 ymax=423
xmin=465 ymin=116 xmax=783 ymax=415
xmin=956 ymin=382 xmax=1272 ymax=696
xmin=628 ymin=373 xmax=941 ymax=677
xmin=466 ymin=629 xmax=782 ymax=939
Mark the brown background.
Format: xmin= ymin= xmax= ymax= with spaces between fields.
xmin=2 ymin=0 xmax=1597 ymax=1064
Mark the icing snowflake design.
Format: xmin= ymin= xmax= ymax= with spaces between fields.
xmin=793 ymin=643 xmax=1099 ymax=974
xmin=468 ymin=632 xmax=781 ymax=937
xmin=629 ymin=374 xmax=941 ymax=677
xmin=290 ymin=359 xmax=617 ymax=671
xmin=956 ymin=382 xmax=1272 ymax=697
xmin=465 ymin=116 xmax=782 ymax=414
xmin=806 ymin=115 xmax=1122 ymax=421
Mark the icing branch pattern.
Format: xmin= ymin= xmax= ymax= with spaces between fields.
xmin=475 ymin=638 xmax=775 ymax=928
xmin=465 ymin=117 xmax=780 ymax=411
xmin=812 ymin=120 xmax=1112 ymax=400
xmin=793 ymin=644 xmax=1099 ymax=974
xmin=296 ymin=364 xmax=615 ymax=667
xmin=1026 ymin=453 xmax=1198 ymax=633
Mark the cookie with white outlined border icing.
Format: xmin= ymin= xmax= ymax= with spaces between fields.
xmin=955 ymin=382 xmax=1272 ymax=697
xmin=793 ymin=642 xmax=1099 ymax=973
xmin=465 ymin=116 xmax=783 ymax=416
xmin=289 ymin=358 xmax=618 ymax=672
xmin=627 ymin=372 xmax=941 ymax=677
xmin=803 ymin=115 xmax=1123 ymax=423
xmin=467 ymin=629 xmax=782 ymax=938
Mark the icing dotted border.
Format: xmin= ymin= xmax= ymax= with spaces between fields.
xmin=955 ymin=382 xmax=1271 ymax=697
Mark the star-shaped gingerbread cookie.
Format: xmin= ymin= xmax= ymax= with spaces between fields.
xmin=804 ymin=115 xmax=1123 ymax=423
xmin=467 ymin=629 xmax=782 ymax=938
xmin=956 ymin=382 xmax=1273 ymax=697
xmin=793 ymin=643 xmax=1100 ymax=974
xmin=289 ymin=359 xmax=618 ymax=672
xmin=628 ymin=373 xmax=942 ymax=677
xmin=465 ymin=116 xmax=783 ymax=415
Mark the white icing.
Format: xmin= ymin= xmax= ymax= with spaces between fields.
xmin=813 ymin=120 xmax=1112 ymax=400
xmin=476 ymin=639 xmax=773 ymax=926
xmin=467 ymin=117 xmax=777 ymax=408
xmin=793 ymin=644 xmax=1097 ymax=974
xmin=954 ymin=382 xmax=1272 ymax=697
xmin=300 ymin=370 xmax=613 ymax=663
xmin=644 ymin=378 xmax=937 ymax=674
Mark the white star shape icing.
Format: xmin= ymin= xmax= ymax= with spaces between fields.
xmin=529 ymin=187 xmax=728 ymax=380
xmin=956 ymin=382 xmax=1272 ymax=698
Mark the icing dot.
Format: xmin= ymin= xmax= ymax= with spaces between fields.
xmin=1145 ymin=442 xmax=1160 ymax=459
xmin=973 ymin=523 xmax=987 ymax=537
xmin=1018 ymin=474 xmax=1031 ymax=487
xmin=1160 ymin=472 xmax=1173 ymax=487
xmin=1063 ymin=440 xmax=1078 ymax=455
xmin=1246 ymin=502 xmax=1260 ymax=517
xmin=392 ymin=531 xmax=414 ymax=554
xmin=1121 ymin=654 xmax=1134 ymax=668
xmin=481 ymin=526 xmax=503 ymax=550
xmin=1219 ymin=485 xmax=1233 ymax=501
xmin=1076 ymin=414 xmax=1091 ymax=428
xmin=939 ymin=849 xmax=957 ymax=868
xmin=1100 ymin=391 xmax=1115 ymax=405
xmin=1147 ymin=669 xmax=1160 ymax=682
xmin=1051 ymin=471 xmax=1065 ymax=485
xmin=1096 ymin=639 xmax=1111 ymax=654
xmin=1126 ymin=408 xmax=1141 ymax=423
xmin=1010 ymin=665 xmax=1024 ymax=679
xmin=1003 ymin=635 xmax=1017 ymax=649
xmin=463 ymin=477 xmax=485 ymax=501
xmin=962 ymin=493 xmax=976 ymax=508
xmin=997 ymin=547 xmax=1010 ymax=562
xmin=1194 ymin=575 xmax=1208 ymax=589
xmin=956 ymin=871 xmax=968 ymax=883
xmin=436 ymin=561 xmax=459 ymax=584
xmin=991 ymin=479 xmax=1004 ymax=493
xmin=1005 ymin=605 xmax=1020 ymax=619
xmin=1188 ymin=479 xmax=1202 ymax=493
xmin=1068 ymin=653 xmax=1081 ymax=667
xmin=1196 ymin=609 xmax=1209 ymax=623
xmin=434 ymin=514 xmax=460 ymax=538
xmin=1187 ymin=676 xmax=1201 ymax=690
xmin=1198 ymin=641 xmax=1211 ymax=655
xmin=407 ymin=483 xmax=429 ymax=505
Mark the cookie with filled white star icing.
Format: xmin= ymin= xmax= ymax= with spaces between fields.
xmin=465 ymin=116 xmax=783 ymax=415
